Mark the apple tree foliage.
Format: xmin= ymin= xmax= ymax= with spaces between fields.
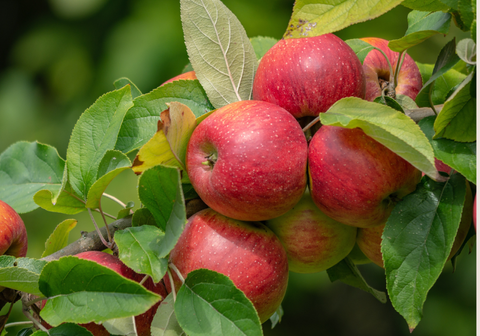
xmin=0 ymin=0 xmax=476 ymax=335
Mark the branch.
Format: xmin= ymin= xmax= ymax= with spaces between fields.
xmin=405 ymin=105 xmax=443 ymax=122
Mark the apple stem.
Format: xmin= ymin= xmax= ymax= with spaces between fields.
xmin=169 ymin=262 xmax=185 ymax=284
xmin=97 ymin=204 xmax=114 ymax=245
xmin=131 ymin=316 xmax=139 ymax=336
xmin=22 ymin=308 xmax=49 ymax=333
xmin=23 ymin=296 xmax=47 ymax=308
xmin=393 ymin=50 xmax=407 ymax=91
xmin=167 ymin=268 xmax=177 ymax=302
xmin=302 ymin=117 xmax=320 ymax=133
xmin=372 ymin=46 xmax=396 ymax=98
xmin=139 ymin=274 xmax=150 ymax=286
xmin=88 ymin=208 xmax=112 ymax=250
xmin=427 ymin=85 xmax=438 ymax=115
xmin=4 ymin=321 xmax=34 ymax=329
xmin=63 ymin=189 xmax=117 ymax=219
xmin=202 ymin=152 xmax=218 ymax=168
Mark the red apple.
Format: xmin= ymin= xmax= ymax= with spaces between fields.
xmin=308 ymin=126 xmax=422 ymax=228
xmin=252 ymin=34 xmax=365 ymax=118
xmin=0 ymin=200 xmax=28 ymax=258
xmin=42 ymin=251 xmax=167 ymax=336
xmin=357 ymin=180 xmax=474 ymax=267
xmin=167 ymin=208 xmax=289 ymax=323
xmin=361 ymin=37 xmax=423 ymax=101
xmin=186 ymin=100 xmax=308 ymax=221
xmin=160 ymin=70 xmax=197 ymax=86
xmin=265 ymin=190 xmax=357 ymax=273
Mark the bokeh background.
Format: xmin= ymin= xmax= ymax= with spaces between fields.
xmin=0 ymin=0 xmax=475 ymax=335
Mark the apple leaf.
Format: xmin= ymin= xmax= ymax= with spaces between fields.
xmin=326 ymin=258 xmax=387 ymax=303
xmin=401 ymin=0 xmax=451 ymax=11
xmin=115 ymin=226 xmax=169 ymax=283
xmin=320 ymin=97 xmax=441 ymax=181
xmin=383 ymin=174 xmax=466 ymax=331
xmin=345 ymin=39 xmax=374 ymax=64
xmin=32 ymin=324 xmax=94 ymax=336
xmin=39 ymin=256 xmax=161 ymax=327
xmin=415 ymin=63 xmax=466 ymax=107
xmin=456 ymin=38 xmax=476 ymax=65
xmin=396 ymin=94 xmax=419 ymax=110
xmin=250 ymin=36 xmax=278 ymax=60
xmin=283 ymin=0 xmax=403 ymax=39
xmin=175 ymin=269 xmax=262 ymax=336
xmin=433 ymin=71 xmax=476 ymax=142
xmin=374 ymin=95 xmax=405 ymax=113
xmin=269 ymin=305 xmax=284 ymax=329
xmin=33 ymin=181 xmax=86 ymax=215
xmin=102 ymin=316 xmax=136 ymax=336
xmin=180 ymin=0 xmax=257 ymax=109
xmin=415 ymin=38 xmax=460 ymax=108
xmin=162 ymin=102 xmax=197 ymax=170
xmin=85 ymin=150 xmax=132 ymax=209
xmin=114 ymin=77 xmax=142 ymax=99
xmin=0 ymin=257 xmax=47 ymax=296
xmin=41 ymin=219 xmax=78 ymax=258
xmin=117 ymin=201 xmax=135 ymax=219
xmin=151 ymin=293 xmax=186 ymax=336
xmin=116 ymin=80 xmax=214 ymax=154
xmin=132 ymin=207 xmax=157 ymax=228
xmin=419 ymin=116 xmax=476 ymax=184
xmin=0 ymin=141 xmax=65 ymax=213
xmin=66 ymin=85 xmax=133 ymax=200
xmin=388 ymin=11 xmax=452 ymax=52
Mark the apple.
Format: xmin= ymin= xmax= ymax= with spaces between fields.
xmin=41 ymin=251 xmax=167 ymax=336
xmin=308 ymin=126 xmax=422 ymax=228
xmin=357 ymin=180 xmax=474 ymax=267
xmin=167 ymin=208 xmax=289 ymax=323
xmin=252 ymin=34 xmax=365 ymax=118
xmin=160 ymin=70 xmax=197 ymax=86
xmin=186 ymin=100 xmax=308 ymax=221
xmin=0 ymin=200 xmax=28 ymax=258
xmin=265 ymin=190 xmax=357 ymax=273
xmin=361 ymin=37 xmax=423 ymax=101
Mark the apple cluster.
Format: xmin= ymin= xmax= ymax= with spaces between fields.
xmin=165 ymin=34 xmax=432 ymax=323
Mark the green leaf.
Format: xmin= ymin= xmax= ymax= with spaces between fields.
xmin=396 ymin=94 xmax=419 ymax=110
xmin=33 ymin=181 xmax=86 ymax=215
xmin=373 ymin=95 xmax=405 ymax=113
xmin=415 ymin=63 xmax=466 ymax=106
xmin=175 ymin=269 xmax=262 ymax=336
xmin=16 ymin=328 xmax=34 ymax=336
xmin=180 ymin=0 xmax=258 ymax=108
xmin=401 ymin=0 xmax=451 ymax=11
xmin=102 ymin=316 xmax=136 ymax=336
xmin=456 ymin=38 xmax=476 ymax=64
xmin=416 ymin=39 xmax=460 ymax=108
xmin=327 ymin=258 xmax=387 ymax=303
xmin=85 ymin=150 xmax=132 ymax=209
xmin=458 ymin=0 xmax=475 ymax=31
xmin=250 ymin=36 xmax=278 ymax=60
xmin=116 ymin=80 xmax=214 ymax=154
xmin=132 ymin=207 xmax=158 ymax=228
xmin=284 ymin=0 xmax=404 ymax=39
xmin=319 ymin=97 xmax=441 ymax=181
xmin=114 ymin=78 xmax=142 ymax=99
xmin=383 ymin=174 xmax=466 ymax=331
xmin=39 ymin=256 xmax=161 ymax=327
xmin=115 ymin=226 xmax=169 ymax=283
xmin=66 ymin=86 xmax=134 ymax=200
xmin=388 ymin=11 xmax=452 ymax=52
xmin=43 ymin=323 xmax=94 ymax=336
xmin=419 ymin=116 xmax=476 ymax=184
xmin=269 ymin=305 xmax=284 ymax=329
xmin=151 ymin=293 xmax=186 ymax=336
xmin=117 ymin=201 xmax=135 ymax=219
xmin=0 ymin=141 xmax=65 ymax=213
xmin=345 ymin=39 xmax=374 ymax=64
xmin=433 ymin=71 xmax=476 ymax=142
xmin=0 ymin=257 xmax=47 ymax=296
xmin=41 ymin=219 xmax=78 ymax=258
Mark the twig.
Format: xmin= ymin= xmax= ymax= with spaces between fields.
xmin=168 ymin=263 xmax=185 ymax=284
xmin=103 ymin=193 xmax=127 ymax=208
xmin=167 ymin=269 xmax=177 ymax=302
xmin=88 ymin=208 xmax=111 ymax=250
xmin=22 ymin=309 xmax=49 ymax=333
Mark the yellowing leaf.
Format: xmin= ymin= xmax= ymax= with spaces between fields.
xmin=41 ymin=219 xmax=78 ymax=258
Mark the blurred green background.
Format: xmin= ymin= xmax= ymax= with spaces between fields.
xmin=0 ymin=0 xmax=475 ymax=335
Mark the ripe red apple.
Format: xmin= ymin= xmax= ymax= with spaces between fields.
xmin=357 ymin=180 xmax=474 ymax=267
xmin=160 ymin=70 xmax=197 ymax=86
xmin=308 ymin=126 xmax=422 ymax=228
xmin=0 ymin=200 xmax=28 ymax=258
xmin=265 ymin=190 xmax=357 ymax=273
xmin=167 ymin=208 xmax=289 ymax=323
xmin=361 ymin=37 xmax=423 ymax=101
xmin=186 ymin=100 xmax=308 ymax=221
xmin=42 ymin=251 xmax=167 ymax=336
xmin=252 ymin=34 xmax=365 ymax=118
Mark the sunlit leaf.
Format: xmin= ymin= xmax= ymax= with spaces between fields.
xmin=41 ymin=219 xmax=78 ymax=258
xmin=0 ymin=257 xmax=47 ymax=296
xmin=250 ymin=36 xmax=278 ymax=60
xmin=456 ymin=38 xmax=476 ymax=64
xmin=345 ymin=39 xmax=374 ymax=64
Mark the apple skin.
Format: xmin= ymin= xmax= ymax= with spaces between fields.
xmin=357 ymin=180 xmax=474 ymax=267
xmin=186 ymin=100 xmax=308 ymax=221
xmin=167 ymin=208 xmax=289 ymax=323
xmin=265 ymin=190 xmax=357 ymax=273
xmin=361 ymin=37 xmax=423 ymax=101
xmin=42 ymin=251 xmax=167 ymax=336
xmin=160 ymin=70 xmax=197 ymax=86
xmin=308 ymin=126 xmax=422 ymax=228
xmin=252 ymin=34 xmax=366 ymax=118
xmin=0 ymin=200 xmax=28 ymax=258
